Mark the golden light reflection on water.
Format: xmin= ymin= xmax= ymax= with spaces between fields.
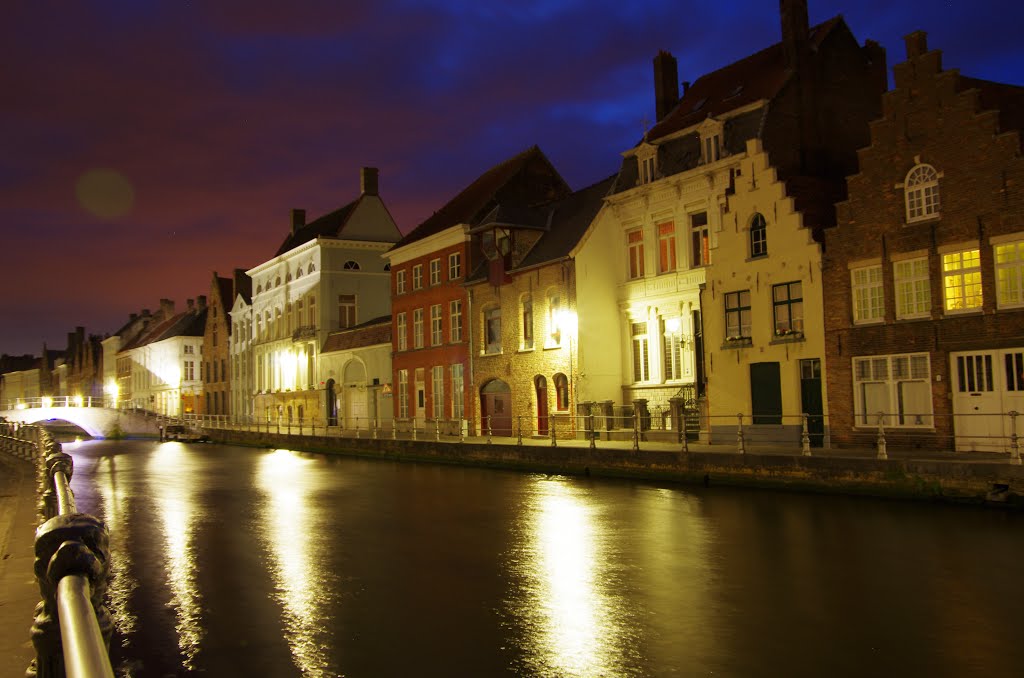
xmin=256 ymin=449 xmax=337 ymax=677
xmin=148 ymin=443 xmax=204 ymax=670
xmin=93 ymin=451 xmax=138 ymax=646
xmin=511 ymin=478 xmax=631 ymax=677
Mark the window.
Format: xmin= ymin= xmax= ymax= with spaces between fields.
xmin=725 ymin=290 xmax=752 ymax=339
xmin=429 ymin=258 xmax=441 ymax=285
xmin=275 ymin=276 xmax=281 ymax=287
xmin=343 ymin=260 xmax=360 ymax=270
xmin=995 ymin=240 xmax=1024 ymax=308
xmin=451 ymin=363 xmax=464 ymax=420
xmin=554 ymin=373 xmax=569 ymax=411
xmin=397 ymin=313 xmax=407 ymax=351
xmin=449 ymin=252 xmax=462 ymax=280
xmin=691 ymin=212 xmax=709 ymax=267
xmin=702 ymin=132 xmax=722 ymax=164
xmin=450 ymin=300 xmax=463 ymax=342
xmin=296 ymin=266 xmax=303 ymax=278
xmin=547 ymin=293 xmax=562 ymax=346
xmin=485 ymin=307 xmax=502 ymax=354
xmin=632 ymin=322 xmax=649 ymax=382
xmin=308 ymin=263 xmax=315 ymax=274
xmin=431 ymin=366 xmax=444 ymax=419
xmin=772 ymin=282 xmax=803 ymax=336
xmin=396 ymin=269 xmax=407 ymax=295
xmin=398 ymin=370 xmax=409 ymax=419
xmin=338 ymin=294 xmax=356 ymax=329
xmin=413 ymin=264 xmax=423 ymax=290
xmin=852 ymin=266 xmax=884 ymax=323
xmin=430 ymin=304 xmax=443 ymax=346
xmin=895 ymin=257 xmax=931 ymax=319
xmin=413 ymin=308 xmax=424 ymax=349
xmin=521 ymin=297 xmax=534 ymax=350
xmin=183 ymin=360 xmax=194 ymax=381
xmin=854 ymin=353 xmax=932 ymax=427
xmin=184 ymin=345 xmax=194 ymax=354
xmin=638 ymin=154 xmax=656 ymax=184
xmin=627 ymin=229 xmax=645 ymax=279
xmin=384 ymin=263 xmax=391 ymax=271
xmin=657 ymin=221 xmax=677 ymax=274
xmin=749 ymin=213 xmax=767 ymax=258
xmin=308 ymin=296 xmax=316 ymax=326
xmin=942 ymin=249 xmax=982 ymax=312
xmin=904 ymin=164 xmax=941 ymax=222
xmin=662 ymin=318 xmax=683 ymax=380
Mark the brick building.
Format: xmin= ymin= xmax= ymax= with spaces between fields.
xmin=202 ymin=269 xmax=249 ymax=417
xmin=385 ymin=146 xmax=570 ymax=434
xmin=822 ymin=31 xmax=1024 ymax=451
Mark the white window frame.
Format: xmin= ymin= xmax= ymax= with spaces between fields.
xmin=995 ymin=238 xmax=1024 ymax=309
xmin=431 ymin=365 xmax=444 ymax=420
xmin=396 ymin=269 xmax=407 ymax=295
xmin=429 ymin=258 xmax=441 ymax=286
xmin=894 ymin=256 xmax=931 ymax=319
xmin=412 ymin=264 xmax=423 ymax=290
xmin=942 ymin=248 xmax=982 ymax=313
xmin=657 ymin=221 xmax=677 ymax=274
xmin=413 ymin=308 xmax=424 ymax=349
xmin=627 ymin=228 xmax=645 ymax=280
xmin=903 ymin=163 xmax=941 ymax=223
xmin=662 ymin=318 xmax=683 ymax=381
xmin=638 ymin=153 xmax=656 ymax=184
xmin=484 ymin=307 xmax=502 ymax=355
xmin=449 ymin=300 xmax=462 ymax=343
xmin=430 ymin=304 xmax=443 ymax=346
xmin=448 ymin=252 xmax=461 ymax=280
xmin=398 ymin=369 xmax=409 ymax=419
xmin=631 ymin=321 xmax=650 ymax=383
xmin=396 ymin=312 xmax=407 ymax=351
xmin=451 ymin=363 xmax=464 ymax=420
xmin=853 ymin=353 xmax=933 ymax=428
xmin=851 ymin=265 xmax=885 ymax=324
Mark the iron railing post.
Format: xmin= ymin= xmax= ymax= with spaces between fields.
xmin=487 ymin=416 xmax=492 ymax=444
xmin=1010 ymin=410 xmax=1021 ymax=465
xmin=736 ymin=413 xmax=745 ymax=454
xmin=801 ymin=413 xmax=811 ymax=456
xmin=876 ymin=412 xmax=888 ymax=460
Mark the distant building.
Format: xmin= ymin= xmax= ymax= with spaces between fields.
xmin=319 ymin=317 xmax=393 ymax=430
xmin=823 ymin=31 xmax=1024 ymax=451
xmin=203 ymin=270 xmax=249 ymax=418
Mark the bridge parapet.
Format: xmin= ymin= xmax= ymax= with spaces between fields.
xmin=0 ymin=403 xmax=161 ymax=439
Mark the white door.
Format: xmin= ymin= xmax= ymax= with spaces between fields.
xmin=345 ymin=386 xmax=368 ymax=428
xmin=951 ymin=350 xmax=1024 ymax=452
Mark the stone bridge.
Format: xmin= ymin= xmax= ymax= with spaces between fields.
xmin=0 ymin=400 xmax=160 ymax=438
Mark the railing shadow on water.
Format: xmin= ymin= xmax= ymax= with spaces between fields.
xmin=0 ymin=422 xmax=115 ymax=678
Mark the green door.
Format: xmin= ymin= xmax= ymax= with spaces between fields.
xmin=750 ymin=362 xmax=782 ymax=425
xmin=800 ymin=359 xmax=824 ymax=447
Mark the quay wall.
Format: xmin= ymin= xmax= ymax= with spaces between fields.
xmin=206 ymin=429 xmax=1024 ymax=509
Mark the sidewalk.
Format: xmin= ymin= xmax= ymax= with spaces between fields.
xmin=0 ymin=455 xmax=39 ymax=677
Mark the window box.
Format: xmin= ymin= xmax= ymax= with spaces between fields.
xmin=722 ymin=336 xmax=752 ymax=349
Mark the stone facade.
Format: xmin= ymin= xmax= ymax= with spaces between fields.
xmin=823 ymin=32 xmax=1024 ymax=451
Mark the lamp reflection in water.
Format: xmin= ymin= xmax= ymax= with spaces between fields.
xmin=256 ymin=449 xmax=337 ymax=677
xmin=510 ymin=477 xmax=631 ymax=677
xmin=148 ymin=443 xmax=204 ymax=669
xmin=93 ymin=445 xmax=138 ymax=647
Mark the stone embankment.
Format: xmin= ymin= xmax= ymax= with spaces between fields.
xmin=206 ymin=428 xmax=1024 ymax=509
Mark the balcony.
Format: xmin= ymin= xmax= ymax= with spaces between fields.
xmin=292 ymin=325 xmax=316 ymax=342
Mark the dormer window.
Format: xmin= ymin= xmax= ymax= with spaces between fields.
xmin=636 ymin=146 xmax=657 ymax=185
xmin=903 ymin=161 xmax=941 ymax=223
xmin=698 ymin=118 xmax=724 ymax=165
xmin=482 ymin=227 xmax=512 ymax=260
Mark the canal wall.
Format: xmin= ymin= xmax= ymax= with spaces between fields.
xmin=205 ymin=429 xmax=1024 ymax=509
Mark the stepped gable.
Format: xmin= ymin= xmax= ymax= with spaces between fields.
xmin=391 ymin=145 xmax=572 ymax=250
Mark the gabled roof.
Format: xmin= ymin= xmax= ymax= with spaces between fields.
xmin=214 ymin=275 xmax=233 ymax=312
xmin=959 ymin=75 xmax=1024 ymax=136
xmin=120 ymin=307 xmax=207 ymax=351
xmin=274 ymin=198 xmax=362 ymax=257
xmin=645 ymin=17 xmax=842 ymax=143
xmin=391 ymin=146 xmax=571 ymax=251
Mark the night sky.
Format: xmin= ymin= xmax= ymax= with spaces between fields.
xmin=2 ymin=1 xmax=1022 ymax=357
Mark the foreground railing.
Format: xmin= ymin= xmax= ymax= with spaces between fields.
xmin=0 ymin=422 xmax=114 ymax=678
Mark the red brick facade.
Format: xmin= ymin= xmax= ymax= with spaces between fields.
xmin=823 ymin=32 xmax=1024 ymax=450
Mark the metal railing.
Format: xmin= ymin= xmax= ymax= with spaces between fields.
xmin=0 ymin=422 xmax=114 ymax=678
xmin=1 ymin=396 xmax=106 ymax=411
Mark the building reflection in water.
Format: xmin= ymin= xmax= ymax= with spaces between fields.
xmin=148 ymin=442 xmax=204 ymax=670
xmin=91 ymin=446 xmax=138 ymax=647
xmin=255 ymin=449 xmax=337 ymax=677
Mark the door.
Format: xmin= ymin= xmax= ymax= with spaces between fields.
xmin=535 ymin=375 xmax=548 ymax=436
xmin=326 ymin=379 xmax=338 ymax=426
xmin=415 ymin=368 xmax=426 ymax=428
xmin=750 ymin=362 xmax=782 ymax=425
xmin=799 ymin=359 xmax=824 ymax=447
xmin=481 ymin=379 xmax=513 ymax=436
xmin=951 ymin=350 xmax=1022 ymax=452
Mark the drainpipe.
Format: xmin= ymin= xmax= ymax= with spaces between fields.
xmin=467 ymin=288 xmax=475 ymax=435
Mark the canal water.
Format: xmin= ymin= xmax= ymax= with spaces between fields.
xmin=65 ymin=438 xmax=1022 ymax=677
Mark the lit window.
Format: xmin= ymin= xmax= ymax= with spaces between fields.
xmin=894 ymin=257 xmax=931 ymax=319
xmin=725 ymin=291 xmax=751 ymax=339
xmin=449 ymin=300 xmax=463 ymax=343
xmin=431 ymin=366 xmax=444 ymax=419
xmin=451 ymin=363 xmax=464 ymax=420
xmin=627 ymin=229 xmax=645 ymax=279
xmin=547 ymin=292 xmax=562 ymax=346
xmin=485 ymin=308 xmax=502 ymax=354
xmin=749 ymin=213 xmax=767 ymax=258
xmin=854 ymin=353 xmax=932 ymax=427
xmin=852 ymin=265 xmax=884 ymax=323
xmin=995 ymin=240 xmax=1024 ymax=308
xmin=430 ymin=304 xmax=443 ymax=345
xmin=553 ymin=373 xmax=569 ymax=411
xmin=631 ymin=322 xmax=649 ymax=382
xmin=522 ymin=297 xmax=534 ymax=350
xmin=691 ymin=212 xmax=709 ymax=267
xmin=657 ymin=221 xmax=677 ymax=274
xmin=448 ymin=252 xmax=462 ymax=280
xmin=396 ymin=269 xmax=406 ymax=295
xmin=772 ymin=282 xmax=803 ymax=336
xmin=413 ymin=264 xmax=423 ymax=290
xmin=396 ymin=313 xmax=407 ymax=351
xmin=429 ymin=258 xmax=441 ymax=285
xmin=904 ymin=164 xmax=941 ymax=222
xmin=662 ymin=318 xmax=683 ymax=380
xmin=413 ymin=308 xmax=424 ymax=349
xmin=942 ymin=249 xmax=982 ymax=312
xmin=398 ymin=370 xmax=409 ymax=418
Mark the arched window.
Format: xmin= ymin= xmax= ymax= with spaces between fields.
xmin=286 ymin=272 xmax=292 ymax=283
xmin=296 ymin=267 xmax=303 ymax=278
xmin=904 ymin=163 xmax=941 ymax=222
xmin=256 ymin=284 xmax=262 ymax=294
xmin=749 ymin=213 xmax=767 ymax=258
xmin=553 ymin=373 xmax=569 ymax=411
xmin=384 ymin=263 xmax=391 ymax=271
xmin=343 ymin=260 xmax=360 ymax=270
xmin=308 ymin=263 xmax=316 ymax=274
xmin=275 ymin=276 xmax=281 ymax=287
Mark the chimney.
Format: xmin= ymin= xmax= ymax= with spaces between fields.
xmin=780 ymin=0 xmax=809 ymax=69
xmin=904 ymin=30 xmax=928 ymax=58
xmin=142 ymin=309 xmax=151 ymax=317
xmin=159 ymin=298 xmax=174 ymax=318
xmin=360 ymin=167 xmax=379 ymax=196
xmin=291 ymin=209 xmax=306 ymax=235
xmin=187 ymin=298 xmax=195 ymax=312
xmin=653 ymin=50 xmax=679 ymax=122
xmin=197 ymin=295 xmax=207 ymax=309
xmin=130 ymin=313 xmax=138 ymax=321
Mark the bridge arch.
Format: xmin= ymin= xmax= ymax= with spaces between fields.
xmin=7 ymin=408 xmax=106 ymax=437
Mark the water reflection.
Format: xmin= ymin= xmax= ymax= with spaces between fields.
xmin=92 ymin=450 xmax=138 ymax=649
xmin=255 ymin=449 xmax=338 ymax=677
xmin=147 ymin=442 xmax=204 ymax=669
